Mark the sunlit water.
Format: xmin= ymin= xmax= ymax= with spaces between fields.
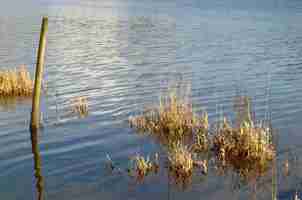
xmin=1 ymin=0 xmax=302 ymax=199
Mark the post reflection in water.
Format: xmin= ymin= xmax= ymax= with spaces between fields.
xmin=30 ymin=128 xmax=44 ymax=200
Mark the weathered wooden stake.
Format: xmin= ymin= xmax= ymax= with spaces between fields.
xmin=30 ymin=17 xmax=48 ymax=130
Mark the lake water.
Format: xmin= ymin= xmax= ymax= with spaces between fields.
xmin=1 ymin=0 xmax=302 ymax=199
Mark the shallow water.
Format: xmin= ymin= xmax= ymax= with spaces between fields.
xmin=1 ymin=0 xmax=302 ymax=199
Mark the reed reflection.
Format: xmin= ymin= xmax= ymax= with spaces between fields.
xmin=30 ymin=128 xmax=44 ymax=200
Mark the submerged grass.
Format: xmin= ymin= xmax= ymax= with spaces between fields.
xmin=0 ymin=65 xmax=33 ymax=97
xmin=70 ymin=96 xmax=88 ymax=118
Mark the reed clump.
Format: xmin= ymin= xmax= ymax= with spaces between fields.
xmin=70 ymin=96 xmax=88 ymax=118
xmin=128 ymin=154 xmax=159 ymax=182
xmin=128 ymin=91 xmax=276 ymax=186
xmin=190 ymin=112 xmax=209 ymax=153
xmin=213 ymin=118 xmax=275 ymax=178
xmin=168 ymin=143 xmax=193 ymax=185
xmin=129 ymin=91 xmax=209 ymax=146
xmin=0 ymin=65 xmax=33 ymax=97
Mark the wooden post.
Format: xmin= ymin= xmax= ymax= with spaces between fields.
xmin=30 ymin=17 xmax=48 ymax=130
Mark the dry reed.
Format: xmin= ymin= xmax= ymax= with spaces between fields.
xmin=129 ymin=90 xmax=208 ymax=146
xmin=213 ymin=117 xmax=275 ymax=179
xmin=168 ymin=143 xmax=193 ymax=186
xmin=128 ymin=91 xmax=277 ymax=186
xmin=128 ymin=154 xmax=159 ymax=182
xmin=0 ymin=65 xmax=33 ymax=97
xmin=70 ymin=96 xmax=88 ymax=118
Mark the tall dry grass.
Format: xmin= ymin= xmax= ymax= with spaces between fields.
xmin=128 ymin=153 xmax=159 ymax=182
xmin=129 ymin=90 xmax=209 ymax=147
xmin=128 ymin=89 xmax=276 ymax=186
xmin=168 ymin=143 xmax=194 ymax=186
xmin=0 ymin=65 xmax=33 ymax=97
xmin=213 ymin=118 xmax=275 ymax=179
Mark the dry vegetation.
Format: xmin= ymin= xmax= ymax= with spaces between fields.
xmin=190 ymin=112 xmax=209 ymax=153
xmin=128 ymin=89 xmax=209 ymax=185
xmin=213 ymin=118 xmax=275 ymax=179
xmin=129 ymin=91 xmax=209 ymax=147
xmin=0 ymin=65 xmax=33 ymax=97
xmin=168 ymin=143 xmax=194 ymax=186
xmin=211 ymin=95 xmax=276 ymax=179
xmin=128 ymin=154 xmax=159 ymax=182
xmin=127 ymin=89 xmax=276 ymax=187
xmin=70 ymin=96 xmax=88 ymax=118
